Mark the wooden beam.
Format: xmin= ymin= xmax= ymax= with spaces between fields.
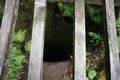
xmin=48 ymin=0 xmax=120 ymax=7
xmin=28 ymin=0 xmax=47 ymax=80
xmin=103 ymin=0 xmax=120 ymax=79
xmin=0 ymin=0 xmax=19 ymax=77
xmin=74 ymin=0 xmax=86 ymax=80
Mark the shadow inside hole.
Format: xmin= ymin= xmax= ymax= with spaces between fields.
xmin=0 ymin=0 xmax=5 ymax=28
xmin=43 ymin=3 xmax=74 ymax=62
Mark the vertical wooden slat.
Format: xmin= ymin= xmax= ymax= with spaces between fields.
xmin=74 ymin=0 xmax=86 ymax=80
xmin=0 ymin=0 xmax=19 ymax=77
xmin=28 ymin=0 xmax=47 ymax=80
xmin=103 ymin=0 xmax=120 ymax=79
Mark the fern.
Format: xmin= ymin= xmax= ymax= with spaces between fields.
xmin=58 ymin=3 xmax=73 ymax=18
xmin=13 ymin=29 xmax=26 ymax=42
xmin=86 ymin=5 xmax=102 ymax=25
xmin=7 ymin=29 xmax=28 ymax=80
xmin=24 ymin=40 xmax=31 ymax=52
xmin=7 ymin=44 xmax=27 ymax=80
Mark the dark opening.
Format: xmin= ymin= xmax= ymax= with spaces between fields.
xmin=43 ymin=3 xmax=74 ymax=61
xmin=0 ymin=0 xmax=5 ymax=28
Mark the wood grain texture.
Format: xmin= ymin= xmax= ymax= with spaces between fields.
xmin=74 ymin=0 xmax=86 ymax=80
xmin=0 ymin=0 xmax=19 ymax=77
xmin=48 ymin=0 xmax=120 ymax=7
xmin=28 ymin=0 xmax=47 ymax=80
xmin=0 ymin=0 xmax=19 ymax=79
xmin=103 ymin=0 xmax=120 ymax=79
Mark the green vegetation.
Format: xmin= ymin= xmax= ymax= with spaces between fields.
xmin=7 ymin=30 xmax=31 ymax=80
xmin=116 ymin=11 xmax=120 ymax=53
xmin=57 ymin=3 xmax=105 ymax=80
xmin=24 ymin=40 xmax=31 ymax=52
xmin=86 ymin=5 xmax=102 ymax=25
xmin=89 ymin=32 xmax=105 ymax=57
xmin=1 ymin=1 xmax=119 ymax=80
xmin=6 ymin=1 xmax=33 ymax=79
xmin=88 ymin=70 xmax=97 ymax=80
xmin=86 ymin=63 xmax=97 ymax=80
xmin=57 ymin=3 xmax=73 ymax=18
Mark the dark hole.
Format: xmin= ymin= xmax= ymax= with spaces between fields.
xmin=0 ymin=0 xmax=5 ymax=28
xmin=43 ymin=3 xmax=73 ymax=62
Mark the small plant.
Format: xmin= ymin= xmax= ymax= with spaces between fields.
xmin=89 ymin=32 xmax=105 ymax=56
xmin=86 ymin=5 xmax=102 ymax=25
xmin=88 ymin=70 xmax=97 ymax=80
xmin=24 ymin=40 xmax=31 ymax=52
xmin=57 ymin=3 xmax=73 ymax=18
xmin=87 ymin=32 xmax=105 ymax=79
xmin=86 ymin=64 xmax=97 ymax=80
xmin=7 ymin=44 xmax=26 ymax=80
xmin=13 ymin=29 xmax=26 ymax=43
xmin=7 ymin=29 xmax=31 ymax=80
xmin=89 ymin=32 xmax=103 ymax=46
xmin=116 ymin=11 xmax=120 ymax=32
xmin=116 ymin=11 xmax=120 ymax=53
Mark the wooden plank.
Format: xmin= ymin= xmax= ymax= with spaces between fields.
xmin=74 ymin=0 xmax=86 ymax=80
xmin=49 ymin=0 xmax=120 ymax=7
xmin=0 ymin=0 xmax=19 ymax=77
xmin=0 ymin=0 xmax=19 ymax=79
xmin=28 ymin=0 xmax=47 ymax=80
xmin=103 ymin=0 xmax=120 ymax=79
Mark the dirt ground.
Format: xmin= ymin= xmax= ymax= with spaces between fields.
xmin=20 ymin=60 xmax=73 ymax=80
xmin=43 ymin=60 xmax=73 ymax=80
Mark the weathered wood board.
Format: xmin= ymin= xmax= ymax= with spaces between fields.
xmin=103 ymin=0 xmax=120 ymax=79
xmin=49 ymin=0 xmax=120 ymax=6
xmin=74 ymin=0 xmax=86 ymax=80
xmin=28 ymin=0 xmax=47 ymax=80
xmin=0 ymin=0 xmax=19 ymax=77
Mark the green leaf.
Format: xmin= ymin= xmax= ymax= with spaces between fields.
xmin=118 ymin=36 xmax=120 ymax=53
xmin=88 ymin=70 xmax=97 ymax=80
xmin=58 ymin=3 xmax=63 ymax=11
xmin=7 ymin=43 xmax=27 ymax=79
xmin=24 ymin=40 xmax=31 ymax=52
xmin=62 ymin=4 xmax=73 ymax=18
xmin=117 ymin=11 xmax=120 ymax=28
xmin=92 ymin=16 xmax=102 ymax=25
xmin=13 ymin=29 xmax=26 ymax=43
xmin=89 ymin=32 xmax=102 ymax=41
xmin=58 ymin=3 xmax=73 ymax=18
xmin=86 ymin=5 xmax=102 ymax=25
xmin=86 ymin=5 xmax=96 ymax=17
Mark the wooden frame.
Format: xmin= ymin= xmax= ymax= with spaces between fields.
xmin=102 ymin=0 xmax=120 ymax=79
xmin=28 ymin=0 xmax=47 ymax=80
xmin=74 ymin=0 xmax=86 ymax=80
xmin=0 ymin=0 xmax=19 ymax=78
xmin=0 ymin=0 xmax=120 ymax=80
xmin=48 ymin=0 xmax=120 ymax=7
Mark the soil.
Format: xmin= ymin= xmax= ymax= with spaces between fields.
xmin=43 ymin=60 xmax=73 ymax=80
xmin=19 ymin=50 xmax=105 ymax=80
xmin=19 ymin=60 xmax=73 ymax=80
xmin=87 ymin=50 xmax=105 ymax=68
